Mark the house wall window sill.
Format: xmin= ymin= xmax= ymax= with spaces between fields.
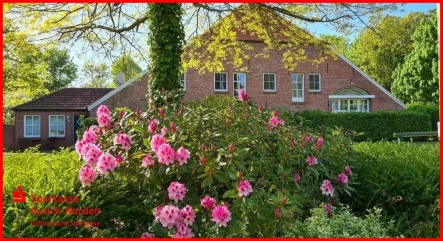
xmin=263 ymin=91 xmax=277 ymax=94
xmin=214 ymin=91 xmax=228 ymax=94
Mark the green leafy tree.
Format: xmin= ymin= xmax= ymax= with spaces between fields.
xmin=146 ymin=4 xmax=185 ymax=106
xmin=319 ymin=34 xmax=349 ymax=55
xmin=43 ymin=48 xmax=78 ymax=91
xmin=81 ymin=61 xmax=110 ymax=88
xmin=110 ymin=54 xmax=143 ymax=87
xmin=347 ymin=12 xmax=425 ymax=91
xmin=392 ymin=11 xmax=438 ymax=104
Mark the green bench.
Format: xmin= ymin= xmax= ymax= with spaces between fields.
xmin=393 ymin=131 xmax=439 ymax=144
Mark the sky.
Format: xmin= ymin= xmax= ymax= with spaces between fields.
xmin=69 ymin=3 xmax=437 ymax=87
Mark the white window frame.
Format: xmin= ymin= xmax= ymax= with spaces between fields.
xmin=24 ymin=115 xmax=41 ymax=138
xmin=331 ymin=99 xmax=370 ymax=113
xmin=181 ymin=72 xmax=186 ymax=91
xmin=233 ymin=72 xmax=247 ymax=97
xmin=214 ymin=72 xmax=228 ymax=92
xmin=291 ymin=73 xmax=305 ymax=102
xmin=48 ymin=115 xmax=66 ymax=137
xmin=308 ymin=73 xmax=321 ymax=92
xmin=263 ymin=73 xmax=277 ymax=92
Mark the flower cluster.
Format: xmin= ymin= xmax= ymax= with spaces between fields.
xmin=268 ymin=111 xmax=285 ymax=128
xmin=237 ymin=179 xmax=253 ymax=197
xmin=211 ymin=205 xmax=232 ymax=227
xmin=320 ymin=180 xmax=334 ymax=197
xmin=113 ymin=133 xmax=132 ymax=150
xmin=306 ymin=155 xmax=318 ymax=166
xmin=97 ymin=105 xmax=112 ymax=128
xmin=167 ymin=181 xmax=188 ymax=202
xmin=149 ymin=134 xmax=191 ymax=166
xmin=238 ymin=89 xmax=249 ymax=102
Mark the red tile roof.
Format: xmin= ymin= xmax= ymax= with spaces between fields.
xmin=12 ymin=88 xmax=112 ymax=111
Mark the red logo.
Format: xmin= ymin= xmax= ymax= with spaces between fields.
xmin=13 ymin=186 xmax=26 ymax=203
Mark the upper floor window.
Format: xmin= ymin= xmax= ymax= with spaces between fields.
xmin=309 ymin=74 xmax=321 ymax=92
xmin=49 ymin=115 xmax=65 ymax=137
xmin=291 ymin=73 xmax=304 ymax=102
xmin=263 ymin=73 xmax=276 ymax=92
xmin=214 ymin=72 xmax=227 ymax=91
xmin=24 ymin=115 xmax=40 ymax=137
xmin=233 ymin=73 xmax=246 ymax=97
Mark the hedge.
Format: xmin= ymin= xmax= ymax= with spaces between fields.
xmin=283 ymin=110 xmax=432 ymax=141
xmin=406 ymin=105 xmax=439 ymax=131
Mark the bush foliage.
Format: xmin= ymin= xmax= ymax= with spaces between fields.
xmin=406 ymin=104 xmax=439 ymax=131
xmin=284 ymin=110 xmax=432 ymax=141
xmin=74 ymin=96 xmax=356 ymax=237
xmin=349 ymin=141 xmax=440 ymax=237
xmin=285 ymin=206 xmax=393 ymax=238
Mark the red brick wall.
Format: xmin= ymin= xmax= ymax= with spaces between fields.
xmin=89 ymin=75 xmax=149 ymax=117
xmin=183 ymin=42 xmax=404 ymax=111
xmin=14 ymin=110 xmax=88 ymax=150
xmin=3 ymin=124 xmax=16 ymax=151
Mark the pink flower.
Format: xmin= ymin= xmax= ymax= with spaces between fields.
xmin=151 ymin=134 xmax=167 ymax=153
xmin=158 ymin=205 xmax=180 ymax=229
xmin=269 ymin=116 xmax=279 ymax=127
xmin=211 ymin=205 xmax=232 ymax=227
xmin=201 ymin=196 xmax=216 ymax=210
xmin=159 ymin=107 xmax=166 ymax=117
xmin=113 ymin=133 xmax=132 ymax=150
xmin=82 ymin=128 xmax=97 ymax=144
xmin=337 ymin=173 xmax=348 ymax=185
xmin=157 ymin=144 xmax=176 ymax=165
xmin=167 ymin=181 xmax=187 ymax=202
xmin=97 ymin=113 xmax=111 ymax=128
xmin=325 ymin=203 xmax=333 ymax=216
xmin=279 ymin=119 xmax=285 ymax=126
xmin=180 ymin=205 xmax=196 ymax=226
xmin=237 ymin=179 xmax=253 ymax=197
xmin=75 ymin=140 xmax=85 ymax=156
xmin=306 ymin=155 xmax=318 ymax=166
xmin=79 ymin=165 xmax=97 ymax=187
xmin=80 ymin=142 xmax=95 ymax=157
xmin=238 ymin=89 xmax=248 ymax=101
xmin=97 ymin=153 xmax=118 ymax=174
xmin=170 ymin=122 xmax=177 ymax=132
xmin=84 ymin=144 xmax=103 ymax=166
xmin=153 ymin=204 xmax=164 ymax=221
xmin=275 ymin=208 xmax=281 ymax=219
xmin=200 ymin=156 xmax=207 ymax=166
xmin=320 ymin=180 xmax=334 ymax=197
xmin=272 ymin=110 xmax=279 ymax=117
xmin=141 ymin=232 xmax=155 ymax=238
xmin=228 ymin=143 xmax=235 ymax=153
xmin=141 ymin=155 xmax=155 ymax=167
xmin=161 ymin=126 xmax=168 ymax=136
xmin=317 ymin=137 xmax=324 ymax=149
xmin=201 ymin=144 xmax=207 ymax=152
xmin=148 ymin=119 xmax=158 ymax=134
xmin=307 ymin=136 xmax=314 ymax=142
xmin=175 ymin=147 xmax=191 ymax=165
xmin=345 ymin=166 xmax=353 ymax=176
xmin=97 ymin=105 xmax=111 ymax=116
xmin=294 ymin=173 xmax=301 ymax=183
xmin=116 ymin=154 xmax=123 ymax=164
xmin=174 ymin=223 xmax=194 ymax=238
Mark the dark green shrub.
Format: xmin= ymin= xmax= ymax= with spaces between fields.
xmin=284 ymin=206 xmax=393 ymax=238
xmin=286 ymin=110 xmax=432 ymax=141
xmin=347 ymin=141 xmax=440 ymax=237
xmin=407 ymin=104 xmax=439 ymax=131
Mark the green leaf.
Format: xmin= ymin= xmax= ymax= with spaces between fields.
xmin=143 ymin=138 xmax=151 ymax=149
xmin=222 ymin=189 xmax=238 ymax=198
xmin=201 ymin=176 xmax=213 ymax=188
xmin=215 ymin=172 xmax=230 ymax=184
xmin=132 ymin=126 xmax=145 ymax=133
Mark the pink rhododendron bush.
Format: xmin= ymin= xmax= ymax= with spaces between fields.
xmin=75 ymin=94 xmax=356 ymax=237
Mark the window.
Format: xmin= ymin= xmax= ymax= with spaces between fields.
xmin=332 ymin=99 xmax=369 ymax=113
xmin=180 ymin=73 xmax=186 ymax=91
xmin=24 ymin=115 xmax=40 ymax=137
xmin=214 ymin=72 xmax=227 ymax=91
xmin=49 ymin=115 xmax=65 ymax=137
xmin=309 ymin=74 xmax=321 ymax=92
xmin=291 ymin=73 xmax=304 ymax=102
xmin=263 ymin=73 xmax=276 ymax=92
xmin=233 ymin=73 xmax=246 ymax=97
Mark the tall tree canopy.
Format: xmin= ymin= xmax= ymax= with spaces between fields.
xmin=81 ymin=61 xmax=110 ymax=88
xmin=392 ymin=11 xmax=438 ymax=104
xmin=110 ymin=54 xmax=143 ymax=87
xmin=346 ymin=12 xmax=425 ymax=91
xmin=5 ymin=3 xmax=399 ymax=103
xmin=3 ymin=16 xmax=78 ymax=124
